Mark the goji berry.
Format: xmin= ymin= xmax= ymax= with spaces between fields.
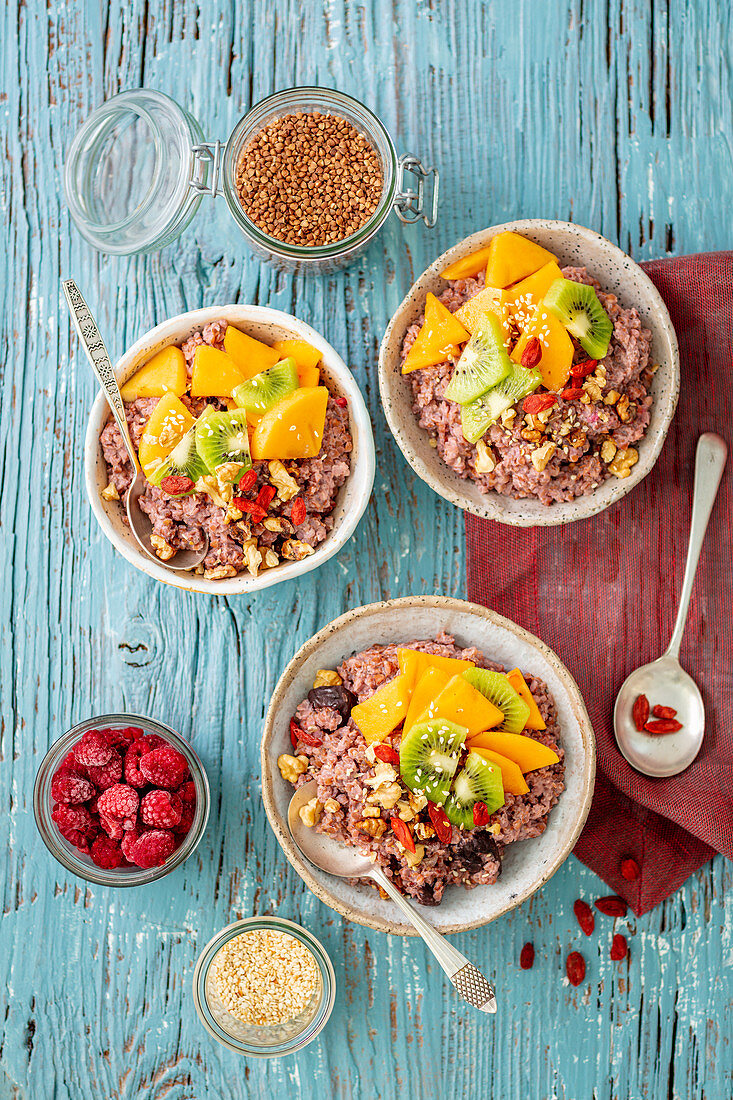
xmin=472 ymin=801 xmax=489 ymax=827
xmin=233 ymin=498 xmax=267 ymax=523
xmin=632 ymin=694 xmax=650 ymax=732
xmin=290 ymin=497 xmax=307 ymax=526
xmin=334 ymin=396 xmax=348 ymax=408
xmin=561 ymin=386 xmax=584 ymax=401
xmin=610 ymin=933 xmax=628 ymax=961
xmin=620 ymin=857 xmax=640 ymax=881
xmin=373 ymin=744 xmax=400 ymax=767
xmin=566 ymin=951 xmax=586 ymax=987
xmin=289 ymin=719 xmax=301 ymax=750
xmin=390 ymin=815 xmax=415 ymax=853
xmin=519 ymin=942 xmax=535 ymax=969
xmin=644 ymin=718 xmax=683 ymax=734
xmin=159 ymin=475 xmax=194 ymax=496
xmin=256 ymin=484 xmax=277 ymax=510
xmin=652 ymin=704 xmax=678 ymax=719
xmin=427 ymin=802 xmax=452 ymax=845
xmin=295 ymin=725 xmax=323 ymax=748
xmin=573 ymin=899 xmax=595 ymax=936
xmin=570 ymin=359 xmax=598 ymax=378
xmin=523 ymin=392 xmax=556 ymax=414
xmin=238 ymin=468 xmax=258 ymax=492
xmin=520 ymin=336 xmax=542 ymax=368
xmin=594 ymin=896 xmax=627 ymax=917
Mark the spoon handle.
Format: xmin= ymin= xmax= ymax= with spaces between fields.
xmin=370 ymin=867 xmax=496 ymax=1013
xmin=666 ymin=433 xmax=728 ymax=659
xmin=62 ymin=279 xmax=140 ymax=472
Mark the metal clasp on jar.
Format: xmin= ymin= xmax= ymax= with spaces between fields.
xmin=189 ymin=141 xmax=225 ymax=197
xmin=394 ymin=155 xmax=439 ymax=227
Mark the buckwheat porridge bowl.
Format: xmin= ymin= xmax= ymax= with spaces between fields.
xmin=261 ymin=596 xmax=595 ymax=935
xmin=379 ymin=220 xmax=679 ymax=526
xmin=84 ymin=305 xmax=375 ymax=595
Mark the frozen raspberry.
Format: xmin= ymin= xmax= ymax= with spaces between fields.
xmin=73 ymin=729 xmax=113 ymax=768
xmin=175 ymin=802 xmax=195 ymax=836
xmin=56 ymin=751 xmax=86 ymax=778
xmin=124 ymin=736 xmax=164 ymax=787
xmin=120 ymin=827 xmax=142 ymax=863
xmin=98 ymin=811 xmax=124 ymax=840
xmin=129 ymin=829 xmax=175 ymax=868
xmin=97 ymin=784 xmax=139 ymax=821
xmin=139 ymin=745 xmax=188 ymax=789
xmin=140 ymin=790 xmax=182 ymax=828
xmin=105 ymin=726 xmax=142 ymax=750
xmin=178 ymin=779 xmax=196 ymax=804
xmin=90 ymin=836 xmax=124 ymax=869
xmin=50 ymin=773 xmax=95 ymax=804
xmin=86 ymin=749 xmax=123 ymax=790
xmin=52 ymin=803 xmax=97 ymax=845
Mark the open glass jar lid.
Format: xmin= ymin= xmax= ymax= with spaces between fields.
xmin=65 ymin=87 xmax=440 ymax=273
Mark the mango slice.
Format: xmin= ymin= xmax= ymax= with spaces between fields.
xmin=401 ymin=293 xmax=470 ymax=374
xmin=397 ymin=649 xmax=475 ymax=691
xmin=455 ymin=287 xmax=511 ymax=338
xmin=272 ymin=338 xmax=321 ymax=387
xmin=120 ymin=346 xmax=187 ymax=402
xmin=505 ymin=261 xmax=564 ymax=330
xmin=417 ymin=674 xmax=503 ymax=735
xmin=467 ymin=730 xmax=559 ymax=774
xmin=403 ymin=667 xmax=451 ymax=735
xmin=470 ymin=747 xmax=530 ymax=795
xmin=485 ymin=232 xmax=557 ymax=290
xmin=224 ymin=326 xmax=279 ymax=379
xmin=506 ymin=668 xmax=546 ymax=731
xmin=351 ymin=674 xmax=412 ymax=744
xmin=511 ymin=305 xmax=574 ymax=392
xmin=250 ymin=386 xmax=329 ymax=460
xmin=441 ymin=245 xmax=493 ymax=281
xmin=137 ymin=393 xmax=195 ymax=479
xmin=190 ymin=346 xmax=250 ymax=397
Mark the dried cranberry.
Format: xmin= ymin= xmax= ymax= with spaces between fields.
xmin=307 ymin=685 xmax=357 ymax=724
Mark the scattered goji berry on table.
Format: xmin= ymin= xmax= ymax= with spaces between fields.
xmin=573 ymin=899 xmax=595 ymax=936
xmin=610 ymin=933 xmax=628 ymax=961
xmin=472 ymin=801 xmax=489 ymax=827
xmin=632 ymin=694 xmax=650 ymax=731
xmin=390 ymin=816 xmax=415 ymax=853
xmin=522 ymin=392 xmax=556 ymax=414
xmin=644 ymin=718 xmax=683 ymax=734
xmin=595 ymin=896 xmax=628 ymax=917
xmin=519 ymin=942 xmax=535 ymax=970
xmin=566 ymin=951 xmax=586 ymax=987
xmin=620 ymin=857 xmax=640 ymax=881
xmin=652 ymin=704 xmax=678 ymax=719
xmin=373 ymin=744 xmax=400 ymax=766
xmin=427 ymin=802 xmax=452 ymax=845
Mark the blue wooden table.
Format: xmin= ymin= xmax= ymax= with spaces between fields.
xmin=2 ymin=1 xmax=731 ymax=1097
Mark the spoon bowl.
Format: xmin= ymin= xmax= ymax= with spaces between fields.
xmin=288 ymin=781 xmax=375 ymax=879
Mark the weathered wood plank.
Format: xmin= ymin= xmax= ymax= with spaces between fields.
xmin=1 ymin=0 xmax=731 ymax=1097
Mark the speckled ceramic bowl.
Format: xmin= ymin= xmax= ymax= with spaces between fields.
xmin=261 ymin=595 xmax=596 ymax=936
xmin=84 ymin=305 xmax=375 ymax=595
xmin=379 ymin=220 xmax=679 ymax=526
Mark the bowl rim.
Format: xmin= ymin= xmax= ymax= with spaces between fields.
xmin=260 ymin=594 xmax=596 ymax=935
xmin=84 ymin=304 xmax=376 ymax=595
xmin=378 ymin=218 xmax=680 ymax=527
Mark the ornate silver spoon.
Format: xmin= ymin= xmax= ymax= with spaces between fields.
xmin=288 ymin=780 xmax=497 ymax=1013
xmin=63 ymin=280 xmax=208 ymax=571
xmin=614 ymin=433 xmax=727 ymax=777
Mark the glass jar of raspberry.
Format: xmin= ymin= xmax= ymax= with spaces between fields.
xmin=33 ymin=714 xmax=210 ymax=886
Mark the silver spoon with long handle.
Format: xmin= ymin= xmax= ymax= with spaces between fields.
xmin=614 ymin=433 xmax=727 ymax=777
xmin=288 ymin=780 xmax=497 ymax=1013
xmin=62 ymin=280 xmax=209 ymax=571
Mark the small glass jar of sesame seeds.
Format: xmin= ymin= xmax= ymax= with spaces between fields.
xmin=65 ymin=87 xmax=439 ymax=274
xmin=192 ymin=916 xmax=336 ymax=1057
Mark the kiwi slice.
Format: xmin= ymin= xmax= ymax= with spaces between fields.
xmin=399 ymin=718 xmax=467 ymax=805
xmin=462 ymin=668 xmax=530 ymax=733
xmin=443 ymin=752 xmax=505 ymax=829
xmin=147 ymin=427 xmax=207 ymax=490
xmin=460 ymin=363 xmax=541 ymax=444
xmin=232 ymin=358 xmax=299 ymax=417
xmin=544 ymin=278 xmax=613 ymax=360
xmin=443 ymin=314 xmax=512 ymax=405
xmin=194 ymin=409 xmax=252 ymax=474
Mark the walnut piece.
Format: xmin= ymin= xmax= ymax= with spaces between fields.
xmin=215 ymin=461 xmax=245 ymax=484
xmin=395 ymin=799 xmax=415 ymax=822
xmin=263 ymin=549 xmax=279 ymax=569
xmin=323 ymin=798 xmax=341 ymax=814
xmin=204 ymin=564 xmax=237 ymax=580
xmin=608 ymin=447 xmax=639 ymax=479
xmin=354 ymin=818 xmax=387 ymax=838
xmin=531 ymin=441 xmax=557 ymax=472
xmin=583 ymin=378 xmax=603 ymax=402
xmin=414 ymin=821 xmax=436 ymax=841
xmin=600 ymin=439 xmax=618 ymax=463
xmin=500 ymin=408 xmax=517 ymax=428
xmin=521 ymin=427 xmax=542 ymax=443
xmin=616 ymin=394 xmax=631 ymax=422
xmin=604 ymin=389 xmax=621 ymax=405
xmin=101 ymin=482 xmax=120 ymax=502
xmin=474 ymin=439 xmax=496 ymax=474
xmin=404 ymin=844 xmax=425 ymax=869
xmin=150 ymin=534 xmax=175 ymax=561
xmin=313 ymin=669 xmax=342 ymax=689
xmin=263 ymin=516 xmax=288 ymax=533
xmin=277 ymin=754 xmax=308 ymax=783
xmin=367 ymin=782 xmax=403 ymax=810
xmin=268 ymin=460 xmax=299 ymax=501
xmin=281 ymin=539 xmax=315 ymax=562
xmin=361 ymin=804 xmax=381 ymax=818
xmin=299 ymin=797 xmax=322 ymax=828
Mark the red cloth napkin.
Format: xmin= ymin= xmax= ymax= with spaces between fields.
xmin=466 ymin=252 xmax=732 ymax=914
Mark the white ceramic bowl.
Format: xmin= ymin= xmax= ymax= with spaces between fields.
xmin=261 ymin=595 xmax=596 ymax=935
xmin=85 ymin=306 xmax=375 ymax=594
xmin=379 ymin=220 xmax=680 ymax=526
